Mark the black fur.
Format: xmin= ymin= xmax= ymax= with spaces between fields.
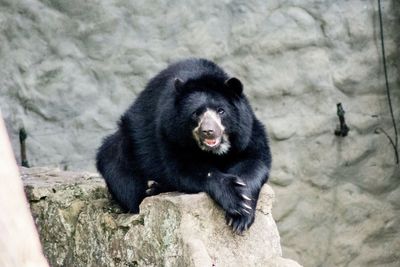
xmin=96 ymin=58 xmax=271 ymax=233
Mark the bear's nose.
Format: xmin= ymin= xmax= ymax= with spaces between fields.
xmin=202 ymin=129 xmax=214 ymax=137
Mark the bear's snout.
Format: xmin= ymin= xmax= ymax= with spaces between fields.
xmin=192 ymin=109 xmax=230 ymax=153
xmin=198 ymin=110 xmax=224 ymax=139
xmin=200 ymin=118 xmax=221 ymax=139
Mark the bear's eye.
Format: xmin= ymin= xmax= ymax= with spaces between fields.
xmin=217 ymin=108 xmax=225 ymax=115
xmin=192 ymin=110 xmax=201 ymax=119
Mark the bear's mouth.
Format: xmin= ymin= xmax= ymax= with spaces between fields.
xmin=203 ymin=138 xmax=221 ymax=148
xmin=195 ymin=134 xmax=230 ymax=155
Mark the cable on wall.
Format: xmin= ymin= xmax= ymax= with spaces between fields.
xmin=377 ymin=0 xmax=399 ymax=164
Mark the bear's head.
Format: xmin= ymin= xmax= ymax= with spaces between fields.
xmin=192 ymin=105 xmax=230 ymax=155
xmin=169 ymin=76 xmax=253 ymax=155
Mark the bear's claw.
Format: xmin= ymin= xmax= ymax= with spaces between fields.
xmin=241 ymin=194 xmax=252 ymax=201
xmin=234 ymin=178 xmax=246 ymax=186
xmin=225 ymin=211 xmax=255 ymax=234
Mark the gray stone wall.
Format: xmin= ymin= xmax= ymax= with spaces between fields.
xmin=1 ymin=0 xmax=399 ymax=266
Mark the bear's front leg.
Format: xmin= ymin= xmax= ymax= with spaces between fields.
xmin=164 ymin=165 xmax=255 ymax=233
xmin=162 ymin=151 xmax=267 ymax=234
xmin=206 ymin=172 xmax=255 ymax=234
xmin=221 ymin=159 xmax=270 ymax=234
xmin=223 ymin=187 xmax=256 ymax=235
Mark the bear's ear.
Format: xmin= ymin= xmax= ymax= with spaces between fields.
xmin=224 ymin=77 xmax=243 ymax=95
xmin=174 ymin=78 xmax=184 ymax=93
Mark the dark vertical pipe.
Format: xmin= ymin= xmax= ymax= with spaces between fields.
xmin=334 ymin=103 xmax=349 ymax=137
xmin=19 ymin=128 xmax=29 ymax=167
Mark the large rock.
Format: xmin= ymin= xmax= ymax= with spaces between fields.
xmin=1 ymin=1 xmax=399 ymax=266
xmin=22 ymin=167 xmax=301 ymax=267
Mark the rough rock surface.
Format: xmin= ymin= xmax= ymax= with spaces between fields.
xmin=1 ymin=1 xmax=400 ymax=266
xmin=23 ymin=167 xmax=301 ymax=267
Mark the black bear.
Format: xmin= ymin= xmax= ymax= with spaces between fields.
xmin=96 ymin=58 xmax=271 ymax=233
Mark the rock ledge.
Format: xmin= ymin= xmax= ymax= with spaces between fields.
xmin=22 ymin=167 xmax=301 ymax=267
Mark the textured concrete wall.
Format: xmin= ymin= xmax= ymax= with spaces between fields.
xmin=1 ymin=0 xmax=399 ymax=266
